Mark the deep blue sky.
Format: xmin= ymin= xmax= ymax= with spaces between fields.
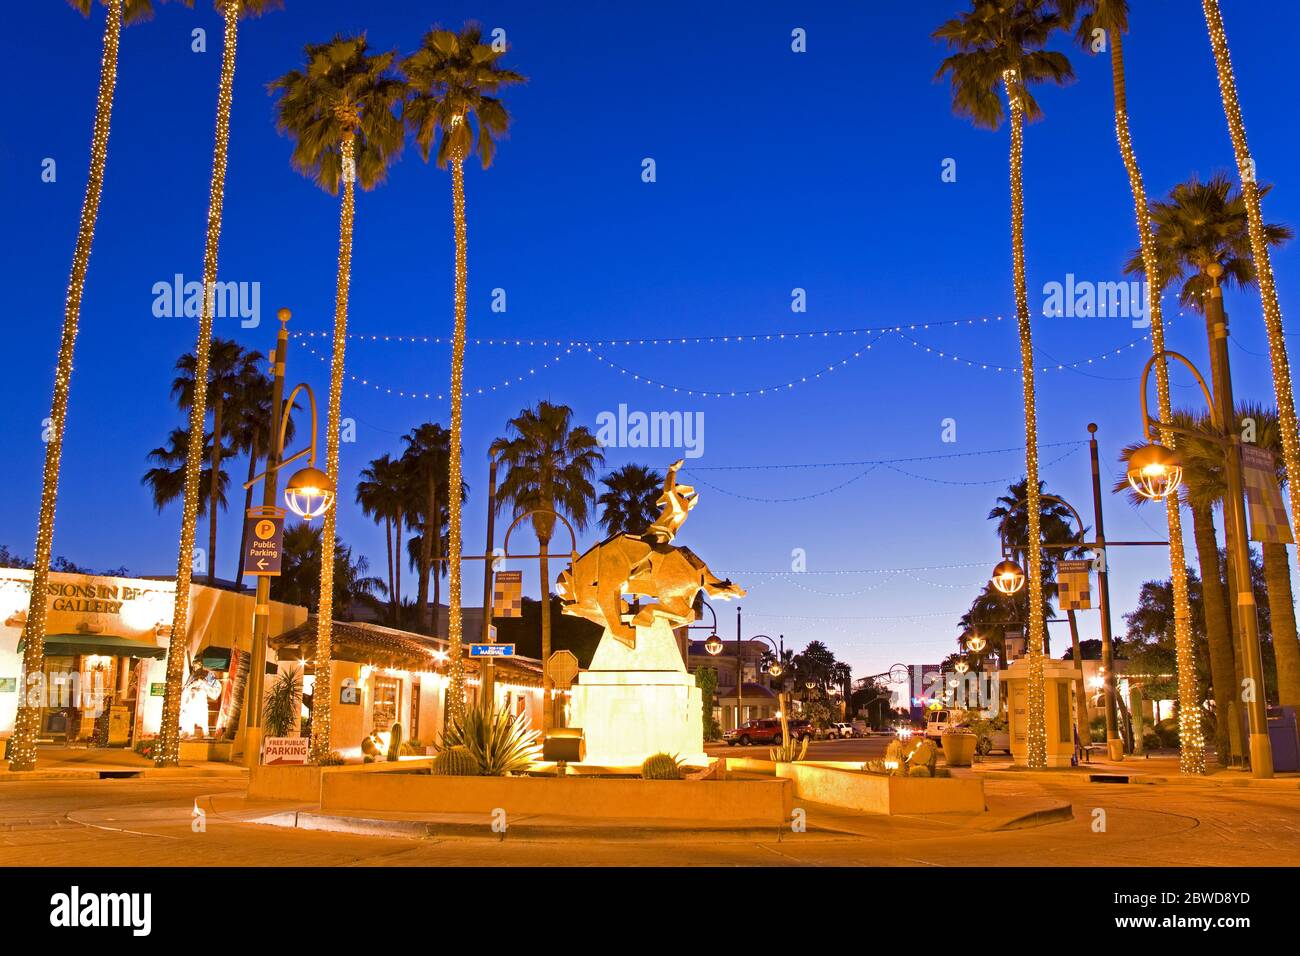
xmin=2 ymin=2 xmax=1296 ymax=678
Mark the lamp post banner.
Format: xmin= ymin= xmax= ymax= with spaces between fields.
xmin=492 ymin=570 xmax=523 ymax=617
xmin=1241 ymin=445 xmax=1294 ymax=544
xmin=1058 ymin=559 xmax=1093 ymax=611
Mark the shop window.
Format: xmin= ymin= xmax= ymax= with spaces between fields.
xmin=372 ymin=676 xmax=400 ymax=733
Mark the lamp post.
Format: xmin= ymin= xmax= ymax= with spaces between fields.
xmin=241 ymin=309 xmax=334 ymax=769
xmin=1087 ymin=423 xmax=1123 ymax=760
xmin=1129 ymin=274 xmax=1273 ymax=777
xmin=479 ymin=448 xmax=499 ymax=703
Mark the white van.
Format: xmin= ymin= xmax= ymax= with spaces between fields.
xmin=924 ymin=709 xmax=951 ymax=741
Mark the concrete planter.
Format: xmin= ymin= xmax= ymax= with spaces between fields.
xmin=179 ymin=740 xmax=233 ymax=762
xmin=321 ymin=772 xmax=793 ymax=824
xmin=728 ymin=757 xmax=986 ymax=816
xmin=941 ymin=730 xmax=976 ymax=767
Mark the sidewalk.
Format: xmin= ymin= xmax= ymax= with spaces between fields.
xmin=0 ymin=746 xmax=247 ymax=783
xmin=971 ymin=752 xmax=1300 ymax=790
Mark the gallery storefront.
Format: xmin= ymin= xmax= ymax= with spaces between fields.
xmin=0 ymin=568 xmax=305 ymax=754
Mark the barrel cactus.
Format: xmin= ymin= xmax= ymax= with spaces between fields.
xmin=431 ymin=746 xmax=479 ymax=776
xmin=386 ymin=722 xmax=403 ymax=762
xmin=641 ymin=752 xmax=681 ymax=780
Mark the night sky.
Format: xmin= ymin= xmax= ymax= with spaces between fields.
xmin=2 ymin=2 xmax=1297 ymax=678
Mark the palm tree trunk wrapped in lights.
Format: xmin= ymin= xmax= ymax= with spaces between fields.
xmin=157 ymin=1 xmax=243 ymax=768
xmin=1004 ymin=69 xmax=1048 ymax=769
xmin=8 ymin=0 xmax=123 ymax=773
xmin=311 ymin=130 xmax=357 ymax=761
xmin=444 ymin=142 xmax=469 ymax=719
xmin=1202 ymin=0 xmax=1300 ymax=597
xmin=1100 ymin=13 xmax=1205 ymax=773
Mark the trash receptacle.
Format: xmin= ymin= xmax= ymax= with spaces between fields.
xmin=1267 ymin=706 xmax=1300 ymax=772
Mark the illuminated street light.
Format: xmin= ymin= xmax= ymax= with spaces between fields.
xmin=284 ymin=465 xmax=336 ymax=520
xmin=703 ymin=633 xmax=724 ymax=656
xmin=990 ymin=558 xmax=1025 ymax=595
xmin=1125 ymin=443 xmax=1183 ymax=500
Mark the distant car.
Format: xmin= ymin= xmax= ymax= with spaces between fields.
xmin=924 ymin=709 xmax=952 ymax=741
xmin=787 ymin=719 xmax=815 ymax=741
xmin=827 ymin=722 xmax=854 ymax=739
xmin=725 ymin=718 xmax=783 ymax=746
xmin=976 ymin=728 xmax=1011 ymax=755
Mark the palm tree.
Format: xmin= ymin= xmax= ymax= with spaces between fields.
xmin=401 ymin=423 xmax=459 ymax=634
xmin=1200 ymin=1 xmax=1300 ymax=585
xmin=271 ymin=34 xmax=404 ymax=761
xmin=143 ymin=428 xmax=231 ymax=518
xmin=157 ymin=0 xmax=283 ymax=768
xmin=934 ymin=0 xmax=1073 ymax=769
xmin=597 ymin=464 xmax=664 ymax=536
xmin=493 ymin=402 xmax=604 ymax=728
xmin=1236 ymin=404 xmax=1300 ymax=708
xmin=1117 ymin=418 xmax=1242 ymax=765
xmin=402 ymin=23 xmax=525 ymax=721
xmin=271 ymin=522 xmax=386 ymax=616
xmin=355 ymin=454 xmax=409 ymax=627
xmin=1060 ymin=0 xmax=1206 ymax=774
xmin=8 ymin=0 xmax=183 ymax=772
xmin=169 ymin=339 xmax=260 ymax=584
xmin=1124 ymin=171 xmax=1291 ymax=771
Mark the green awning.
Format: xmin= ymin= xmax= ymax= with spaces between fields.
xmin=31 ymin=634 xmax=168 ymax=661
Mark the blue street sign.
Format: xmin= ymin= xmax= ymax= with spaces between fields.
xmin=243 ymin=510 xmax=285 ymax=576
xmin=469 ymin=644 xmax=515 ymax=658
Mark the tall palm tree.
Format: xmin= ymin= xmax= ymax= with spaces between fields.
xmin=934 ymin=0 xmax=1073 ymax=769
xmin=8 ymin=0 xmax=185 ymax=772
xmin=402 ymin=24 xmax=525 ymax=720
xmin=597 ymin=464 xmax=665 ymax=536
xmin=271 ymin=34 xmax=404 ymax=760
xmin=158 ymin=0 xmax=283 ymax=768
xmin=356 ymin=454 xmax=408 ymax=627
xmin=1117 ymin=418 xmax=1242 ymax=765
xmin=170 ymin=339 xmax=260 ymax=584
xmin=1200 ymin=1 xmax=1300 ymax=588
xmin=142 ymin=428 xmax=231 ymax=519
xmin=401 ymin=422 xmax=458 ymax=633
xmin=493 ymin=402 xmax=604 ymax=728
xmin=1059 ymin=0 xmax=1207 ymax=774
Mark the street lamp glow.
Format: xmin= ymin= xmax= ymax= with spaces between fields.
xmin=767 ymin=661 xmax=783 ymax=676
xmin=966 ymin=635 xmax=987 ymax=653
xmin=703 ymin=634 xmax=724 ymax=656
xmin=954 ymin=660 xmax=969 ymax=674
xmin=1126 ymin=444 xmax=1183 ymax=500
xmin=284 ymin=466 xmax=336 ymax=520
xmin=991 ymin=558 xmax=1026 ymax=595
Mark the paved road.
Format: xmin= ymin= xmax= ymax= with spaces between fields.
xmin=3 ymin=772 xmax=1299 ymax=867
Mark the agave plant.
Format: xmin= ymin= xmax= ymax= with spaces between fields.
xmin=438 ymin=703 xmax=541 ymax=776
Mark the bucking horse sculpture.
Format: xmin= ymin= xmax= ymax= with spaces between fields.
xmin=556 ymin=459 xmax=745 ymax=649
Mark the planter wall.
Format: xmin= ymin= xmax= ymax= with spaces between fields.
xmin=726 ymin=757 xmax=986 ymax=815
xmin=321 ymin=772 xmax=793 ymax=824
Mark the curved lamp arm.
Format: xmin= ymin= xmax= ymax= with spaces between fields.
xmin=996 ymin=492 xmax=1088 ymax=557
xmin=1139 ymin=350 xmax=1221 ymax=441
xmin=502 ymin=508 xmax=580 ymax=562
xmin=243 ymin=382 xmax=319 ymax=489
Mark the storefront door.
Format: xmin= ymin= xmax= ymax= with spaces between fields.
xmin=371 ymin=677 xmax=400 ymax=733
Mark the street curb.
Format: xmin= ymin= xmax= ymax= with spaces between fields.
xmin=0 ymin=767 xmax=246 ymax=783
xmin=251 ymin=809 xmax=819 ymax=844
xmin=977 ymin=802 xmax=1074 ymax=831
xmin=983 ymin=765 xmax=1300 ymax=791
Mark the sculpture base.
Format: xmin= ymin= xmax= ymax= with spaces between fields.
xmin=568 ymin=619 xmax=706 ymax=767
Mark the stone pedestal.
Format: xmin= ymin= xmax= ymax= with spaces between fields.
xmin=568 ymin=618 xmax=705 ymax=767
xmin=1001 ymin=657 xmax=1084 ymax=768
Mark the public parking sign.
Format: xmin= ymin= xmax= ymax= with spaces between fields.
xmin=243 ymin=509 xmax=285 ymax=576
xmin=469 ymin=643 xmax=515 ymax=658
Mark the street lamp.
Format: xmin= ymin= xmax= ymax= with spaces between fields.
xmin=1134 ymin=340 xmax=1273 ymax=778
xmin=990 ymin=558 xmax=1025 ymax=595
xmin=1125 ymin=443 xmax=1183 ymax=501
xmin=703 ymin=633 xmax=724 ymax=656
xmin=284 ymin=464 xmax=335 ymax=521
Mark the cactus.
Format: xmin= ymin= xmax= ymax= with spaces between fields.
xmin=769 ymin=734 xmax=810 ymax=763
xmin=908 ymin=765 xmax=932 ymax=778
xmin=641 ymin=752 xmax=682 ymax=780
xmin=431 ymin=746 xmax=479 ymax=776
xmin=387 ymin=722 xmax=403 ymax=762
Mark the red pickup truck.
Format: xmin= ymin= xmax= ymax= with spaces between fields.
xmin=724 ymin=718 xmax=813 ymax=745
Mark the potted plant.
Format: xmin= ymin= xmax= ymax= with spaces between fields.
xmin=941 ymin=710 xmax=978 ymax=767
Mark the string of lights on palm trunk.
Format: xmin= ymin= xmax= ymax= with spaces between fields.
xmin=7 ymin=0 xmax=122 ymax=773
xmin=157 ymin=2 xmax=240 ymax=770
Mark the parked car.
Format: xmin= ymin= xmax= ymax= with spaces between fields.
xmin=827 ymin=722 xmax=854 ymax=739
xmin=787 ymin=719 xmax=815 ymax=741
xmin=924 ymin=709 xmax=952 ymax=741
xmin=976 ymin=727 xmax=1011 ymax=755
xmin=724 ymin=718 xmax=783 ymax=746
